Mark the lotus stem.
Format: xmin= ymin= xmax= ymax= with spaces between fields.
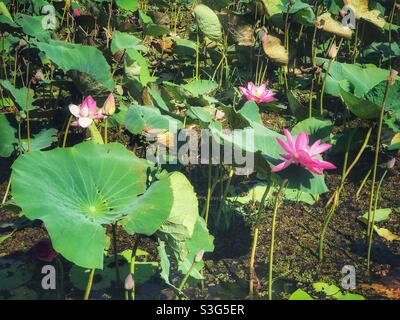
xmin=204 ymin=151 xmax=213 ymax=225
xmin=106 ymin=0 xmax=113 ymax=49
xmin=215 ymin=167 xmax=234 ymax=227
xmin=83 ymin=268 xmax=95 ymax=300
xmin=62 ymin=115 xmax=72 ymax=148
xmin=388 ymin=1 xmax=397 ymax=68
xmin=1 ymin=177 xmax=12 ymax=204
xmin=25 ymin=73 xmax=32 ymax=152
xmin=308 ymin=77 xmax=315 ymax=118
xmin=249 ymin=183 xmax=271 ymax=298
xmin=268 ymin=179 xmax=287 ymax=300
xmin=112 ymin=223 xmax=120 ymax=284
xmin=129 ymin=236 xmax=140 ymax=300
xmin=177 ymin=259 xmax=197 ymax=294
xmin=319 ymin=127 xmax=372 ymax=261
xmin=367 ymin=170 xmax=388 ymax=269
xmin=367 ymin=76 xmax=390 ymax=236
xmin=56 ymin=257 xmax=64 ymax=300
xmin=195 ymin=32 xmax=200 ymax=80
xmin=356 ymin=168 xmax=372 ymax=200
xmin=320 ymin=38 xmax=343 ymax=116
xmin=104 ymin=119 xmax=108 ymax=144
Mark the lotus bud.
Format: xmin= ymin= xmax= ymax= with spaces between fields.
xmin=388 ymin=69 xmax=398 ymax=85
xmin=102 ymin=93 xmax=116 ymax=116
xmin=124 ymin=274 xmax=134 ymax=290
xmin=73 ymin=9 xmax=81 ymax=17
xmin=387 ymin=158 xmax=396 ymax=169
xmin=213 ymin=110 xmax=225 ymax=121
xmin=289 ymin=0 xmax=296 ymax=6
xmin=328 ymin=42 xmax=338 ymax=59
xmin=194 ymin=250 xmax=205 ymax=263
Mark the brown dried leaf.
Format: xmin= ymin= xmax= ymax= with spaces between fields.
xmin=262 ymin=33 xmax=288 ymax=65
xmin=316 ymin=12 xmax=353 ymax=39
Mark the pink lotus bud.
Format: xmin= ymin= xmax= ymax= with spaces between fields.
xmin=124 ymin=274 xmax=134 ymax=290
xmin=387 ymin=158 xmax=396 ymax=169
xmin=213 ymin=110 xmax=225 ymax=121
xmin=102 ymin=93 xmax=116 ymax=116
xmin=328 ymin=42 xmax=338 ymax=59
xmin=73 ymin=9 xmax=81 ymax=17
xmin=194 ymin=250 xmax=205 ymax=263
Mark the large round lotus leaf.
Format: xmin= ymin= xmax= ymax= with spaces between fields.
xmin=11 ymin=142 xmax=150 ymax=269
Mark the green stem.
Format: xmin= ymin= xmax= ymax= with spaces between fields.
xmin=83 ymin=268 xmax=95 ymax=300
xmin=177 ymin=260 xmax=197 ymax=294
xmin=62 ymin=115 xmax=72 ymax=148
xmin=195 ymin=32 xmax=200 ymax=80
xmin=204 ymin=152 xmax=212 ymax=225
xmin=1 ymin=177 xmax=12 ymax=204
xmin=112 ymin=223 xmax=120 ymax=284
xmin=356 ymin=168 xmax=372 ymax=200
xmin=367 ymin=170 xmax=388 ymax=269
xmin=367 ymin=77 xmax=390 ymax=236
xmin=215 ymin=167 xmax=234 ymax=227
xmin=268 ymin=180 xmax=287 ymax=300
xmin=104 ymin=119 xmax=108 ymax=144
xmin=249 ymin=183 xmax=271 ymax=297
xmin=56 ymin=257 xmax=64 ymax=300
xmin=130 ymin=236 xmax=140 ymax=300
xmin=319 ymin=59 xmax=332 ymax=116
xmin=319 ymin=127 xmax=372 ymax=261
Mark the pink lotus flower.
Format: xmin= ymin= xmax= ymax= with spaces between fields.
xmin=272 ymin=129 xmax=336 ymax=175
xmin=239 ymin=82 xmax=276 ymax=103
xmin=69 ymin=96 xmax=105 ymax=128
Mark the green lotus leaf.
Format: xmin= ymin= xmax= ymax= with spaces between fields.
xmin=32 ymin=40 xmax=115 ymax=91
xmin=12 ymin=142 xmax=151 ymax=269
xmin=194 ymin=4 xmax=222 ymax=42
xmin=340 ymin=88 xmax=381 ymax=119
xmin=0 ymin=115 xmax=57 ymax=157
xmin=317 ymin=59 xmax=389 ymax=97
xmin=111 ymin=30 xmax=146 ymax=54
xmin=125 ymin=105 xmax=183 ymax=134
xmin=15 ymin=14 xmax=51 ymax=41
xmin=0 ymin=80 xmax=36 ymax=112
xmin=0 ymin=114 xmax=17 ymax=157
xmin=182 ymin=80 xmax=218 ymax=98
xmin=116 ymin=0 xmax=138 ymax=12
